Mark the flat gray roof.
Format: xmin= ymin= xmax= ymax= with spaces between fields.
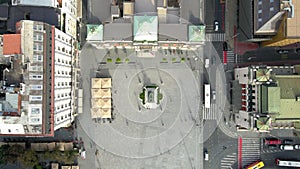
xmin=0 ymin=4 xmax=8 ymax=20
xmin=159 ymin=24 xmax=187 ymax=41
xmin=7 ymin=6 xmax=59 ymax=32
xmin=103 ymin=23 xmax=132 ymax=41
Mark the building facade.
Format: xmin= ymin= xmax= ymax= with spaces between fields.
xmin=0 ymin=20 xmax=76 ymax=136
xmin=237 ymin=0 xmax=300 ymax=46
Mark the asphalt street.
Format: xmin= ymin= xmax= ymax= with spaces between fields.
xmin=203 ymin=120 xmax=238 ymax=169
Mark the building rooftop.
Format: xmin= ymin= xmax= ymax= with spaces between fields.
xmin=266 ymin=75 xmax=300 ymax=121
xmin=134 ymin=0 xmax=156 ymax=14
xmin=188 ymin=25 xmax=205 ymax=42
xmin=254 ymin=0 xmax=281 ymax=33
xmin=286 ymin=0 xmax=300 ymax=37
xmin=2 ymin=34 xmax=21 ymax=55
xmin=133 ymin=15 xmax=158 ymax=42
xmin=11 ymin=0 xmax=56 ymax=7
xmin=159 ymin=24 xmax=187 ymax=41
xmin=6 ymin=6 xmax=59 ymax=32
xmin=103 ymin=23 xmax=132 ymax=41
xmin=86 ymin=24 xmax=103 ymax=41
xmin=0 ymin=4 xmax=8 ymax=20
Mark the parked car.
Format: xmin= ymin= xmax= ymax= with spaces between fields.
xmin=214 ymin=20 xmax=219 ymax=32
xmin=268 ymin=144 xmax=278 ymax=149
xmin=280 ymin=145 xmax=294 ymax=151
xmin=264 ymin=138 xmax=282 ymax=145
xmin=212 ymin=90 xmax=216 ymax=100
xmin=204 ymin=151 xmax=209 ymax=161
xmin=294 ymin=145 xmax=300 ymax=149
xmin=283 ymin=139 xmax=293 ymax=144
xmin=205 ymin=59 xmax=210 ymax=68
xmin=277 ymin=50 xmax=289 ymax=54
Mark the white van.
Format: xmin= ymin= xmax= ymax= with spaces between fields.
xmin=205 ymin=59 xmax=210 ymax=68
xmin=280 ymin=145 xmax=294 ymax=151
xmin=204 ymin=151 xmax=209 ymax=161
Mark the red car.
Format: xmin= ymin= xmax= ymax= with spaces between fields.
xmin=264 ymin=139 xmax=282 ymax=145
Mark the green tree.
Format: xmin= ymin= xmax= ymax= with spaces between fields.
xmin=19 ymin=150 xmax=39 ymax=167
xmin=0 ymin=144 xmax=10 ymax=164
xmin=5 ymin=144 xmax=25 ymax=164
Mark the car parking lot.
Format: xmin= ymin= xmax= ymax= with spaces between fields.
xmin=261 ymin=137 xmax=300 ymax=168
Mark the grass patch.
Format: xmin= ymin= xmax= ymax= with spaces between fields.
xmin=172 ymin=58 xmax=176 ymax=62
xmin=107 ymin=58 xmax=112 ymax=62
xmin=125 ymin=58 xmax=129 ymax=62
xmin=139 ymin=89 xmax=145 ymax=104
xmin=116 ymin=58 xmax=121 ymax=63
xmin=181 ymin=58 xmax=185 ymax=62
xmin=162 ymin=58 xmax=167 ymax=62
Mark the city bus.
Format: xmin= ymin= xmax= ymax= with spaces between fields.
xmin=204 ymin=84 xmax=210 ymax=108
xmin=246 ymin=161 xmax=264 ymax=169
xmin=276 ymin=159 xmax=300 ymax=167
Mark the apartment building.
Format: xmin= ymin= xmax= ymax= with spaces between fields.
xmin=0 ymin=20 xmax=76 ymax=136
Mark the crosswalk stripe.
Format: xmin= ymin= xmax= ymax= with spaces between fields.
xmin=203 ymin=104 xmax=218 ymax=120
xmin=205 ymin=33 xmax=225 ymax=42
xmin=220 ymin=152 xmax=237 ymax=168
xmin=241 ymin=138 xmax=261 ymax=167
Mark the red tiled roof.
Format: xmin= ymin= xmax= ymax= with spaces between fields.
xmin=3 ymin=34 xmax=22 ymax=55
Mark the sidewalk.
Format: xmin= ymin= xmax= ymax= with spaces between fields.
xmin=225 ymin=0 xmax=259 ymax=56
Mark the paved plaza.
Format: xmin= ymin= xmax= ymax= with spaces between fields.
xmin=78 ymin=43 xmax=205 ymax=168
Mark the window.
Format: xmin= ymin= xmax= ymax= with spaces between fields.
xmin=270 ymin=0 xmax=274 ymax=3
xmin=34 ymin=34 xmax=43 ymax=41
xmin=33 ymin=25 xmax=43 ymax=31
xmin=38 ymin=44 xmax=43 ymax=51
xmin=33 ymin=55 xmax=43 ymax=62
xmin=38 ymin=34 xmax=43 ymax=41
xmin=33 ymin=44 xmax=43 ymax=51
xmin=31 ymin=108 xmax=41 ymax=114
xmin=258 ymin=1 xmax=262 ymax=5
xmin=30 ymin=85 xmax=43 ymax=90
xmin=30 ymin=65 xmax=42 ymax=71
xmin=38 ymin=25 xmax=43 ymax=31
xmin=30 ymin=74 xmax=43 ymax=80
xmin=258 ymin=18 xmax=262 ymax=22
xmin=258 ymin=9 xmax=262 ymax=13
xmin=30 ymin=95 xmax=42 ymax=101
xmin=31 ymin=118 xmax=40 ymax=123
xmin=270 ymin=7 xmax=274 ymax=11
